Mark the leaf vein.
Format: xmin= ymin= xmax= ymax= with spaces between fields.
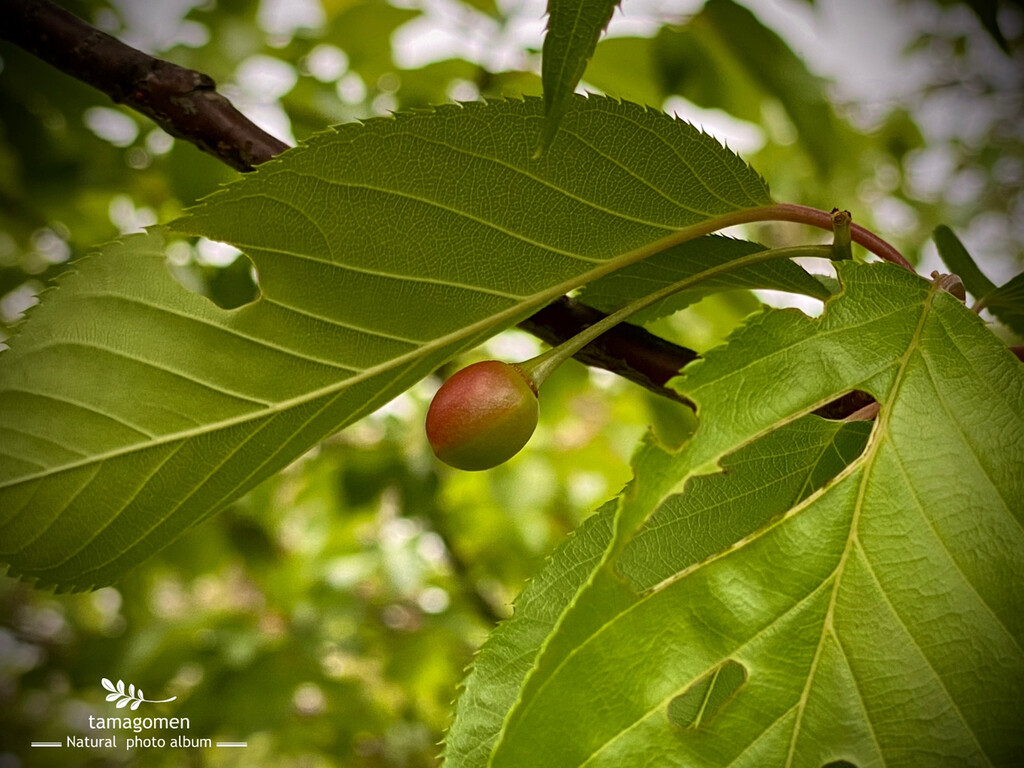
xmin=78 ymin=292 xmax=363 ymax=372
xmin=559 ymin=128 xmax=721 ymax=218
xmin=261 ymin=296 xmax=425 ymax=345
xmin=264 ymin=174 xmax=603 ymax=265
xmin=855 ymin=543 xmax=995 ymax=766
xmin=597 ymin=109 xmax=764 ymax=209
xmin=889 ymin=449 xmax=1024 ymax=657
xmin=0 ymin=425 xmax=87 ymax=458
xmin=364 ymin=130 xmax=683 ymax=230
xmin=1 ymin=389 xmax=156 ymax=440
xmin=26 ymin=341 xmax=275 ymax=408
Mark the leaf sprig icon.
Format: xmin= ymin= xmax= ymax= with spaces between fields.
xmin=101 ymin=678 xmax=176 ymax=710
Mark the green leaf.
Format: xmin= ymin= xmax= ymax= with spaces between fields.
xmin=444 ymin=415 xmax=872 ymax=766
xmin=982 ymin=271 xmax=1024 ymax=338
xmin=935 ymin=225 xmax=1024 ymax=337
xmin=0 ymin=96 xmax=773 ymax=589
xmin=696 ymin=0 xmax=839 ymax=176
xmin=448 ymin=262 xmax=1024 ymax=766
xmin=576 ymin=235 xmax=833 ymax=323
xmin=933 ymin=225 xmax=996 ymax=300
xmin=539 ymin=0 xmax=620 ymax=153
xmin=586 ymin=0 xmax=843 ymax=176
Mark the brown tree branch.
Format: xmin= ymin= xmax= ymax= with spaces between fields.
xmin=519 ymin=297 xmax=698 ymax=405
xmin=0 ymin=0 xmax=288 ymax=171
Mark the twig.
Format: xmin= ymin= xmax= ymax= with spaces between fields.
xmin=0 ymin=0 xmax=288 ymax=171
xmin=518 ymin=297 xmax=698 ymax=405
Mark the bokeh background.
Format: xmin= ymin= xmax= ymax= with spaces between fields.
xmin=1 ymin=0 xmax=1021 ymax=765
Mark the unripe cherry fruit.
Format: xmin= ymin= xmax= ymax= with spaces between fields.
xmin=426 ymin=360 xmax=539 ymax=471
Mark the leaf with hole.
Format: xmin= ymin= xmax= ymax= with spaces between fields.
xmin=0 ymin=96 xmax=774 ymax=589
xmin=445 ymin=411 xmax=874 ymax=765
xmin=446 ymin=262 xmax=1024 ymax=767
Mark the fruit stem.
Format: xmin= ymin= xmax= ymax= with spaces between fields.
xmin=518 ymin=244 xmax=833 ymax=388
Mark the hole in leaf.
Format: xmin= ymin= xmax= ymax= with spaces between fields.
xmin=667 ymin=659 xmax=747 ymax=731
xmin=205 ymin=254 xmax=260 ymax=309
xmin=822 ymin=761 xmax=858 ymax=768
xmin=166 ymin=239 xmax=260 ymax=309
xmin=812 ymin=389 xmax=875 ymax=421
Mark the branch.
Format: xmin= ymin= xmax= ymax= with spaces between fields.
xmin=0 ymin=0 xmax=288 ymax=171
xmin=518 ymin=297 xmax=698 ymax=405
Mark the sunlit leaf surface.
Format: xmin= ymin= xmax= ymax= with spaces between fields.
xmin=448 ymin=263 xmax=1024 ymax=767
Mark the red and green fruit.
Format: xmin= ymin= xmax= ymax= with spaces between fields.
xmin=425 ymin=360 xmax=539 ymax=471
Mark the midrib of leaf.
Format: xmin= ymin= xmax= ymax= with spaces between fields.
xmin=781 ymin=280 xmax=988 ymax=767
xmin=0 ymin=206 xmax=779 ymax=496
xmin=540 ymin=2 xmax=620 ymax=150
xmin=549 ymin=5 xmax=586 ymax=108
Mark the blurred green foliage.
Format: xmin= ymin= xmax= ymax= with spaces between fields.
xmin=0 ymin=0 xmax=1020 ymax=765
